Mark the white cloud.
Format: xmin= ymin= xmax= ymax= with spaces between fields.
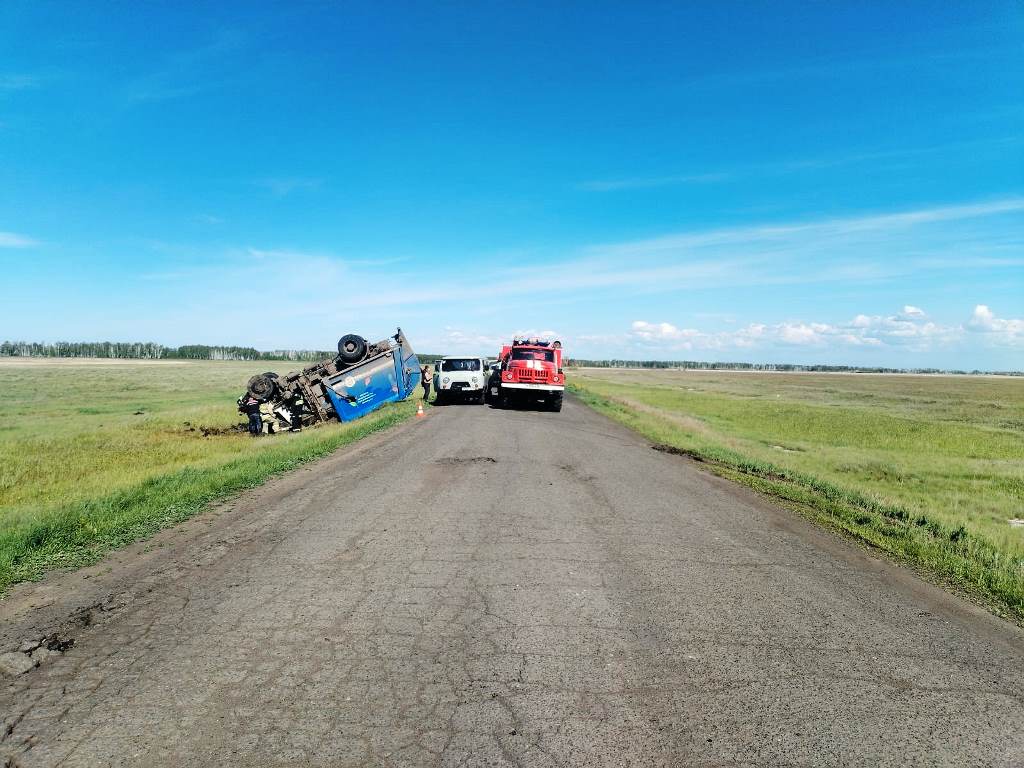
xmin=627 ymin=305 xmax=974 ymax=353
xmin=513 ymin=329 xmax=560 ymax=341
xmin=0 ymin=74 xmax=40 ymax=90
xmin=577 ymin=173 xmax=729 ymax=192
xmin=630 ymin=321 xmax=702 ymax=342
xmin=139 ymin=197 xmax=1024 ymax=324
xmin=579 ymin=138 xmax=1023 ymax=194
xmin=628 ymin=320 xmax=738 ymax=351
xmin=0 ymin=231 xmax=38 ymax=248
xmin=245 ymin=247 xmax=330 ymax=261
xmin=254 ymin=178 xmax=322 ymax=197
xmin=967 ymin=305 xmax=1024 ymax=343
xmin=435 ymin=328 xmax=507 ymax=351
xmin=124 ymin=31 xmax=245 ymax=103
xmin=778 ymin=323 xmax=825 ymax=345
xmin=591 ymin=198 xmax=1024 ymax=259
xmin=106 ymin=196 xmax=1021 ymax=363
xmin=422 ymin=327 xmax=564 ymax=355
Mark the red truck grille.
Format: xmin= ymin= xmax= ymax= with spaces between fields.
xmin=513 ymin=368 xmax=549 ymax=382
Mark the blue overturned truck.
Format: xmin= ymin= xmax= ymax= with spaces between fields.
xmin=243 ymin=328 xmax=421 ymax=430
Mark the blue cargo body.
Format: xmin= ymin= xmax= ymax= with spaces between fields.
xmin=240 ymin=328 xmax=421 ymax=431
xmin=323 ymin=336 xmax=420 ymax=422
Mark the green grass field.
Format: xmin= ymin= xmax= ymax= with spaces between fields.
xmin=570 ymin=368 xmax=1024 ymax=621
xmin=0 ymin=359 xmax=418 ymax=593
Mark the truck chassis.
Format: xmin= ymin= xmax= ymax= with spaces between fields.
xmin=244 ymin=329 xmax=421 ymax=429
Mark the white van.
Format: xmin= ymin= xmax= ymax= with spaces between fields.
xmin=433 ymin=356 xmax=487 ymax=404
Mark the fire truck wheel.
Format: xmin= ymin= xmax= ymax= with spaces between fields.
xmin=337 ymin=334 xmax=368 ymax=364
xmin=246 ymin=374 xmax=278 ymax=403
xmin=549 ymin=394 xmax=563 ymax=412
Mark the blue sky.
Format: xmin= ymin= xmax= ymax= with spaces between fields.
xmin=1 ymin=1 xmax=1022 ymax=369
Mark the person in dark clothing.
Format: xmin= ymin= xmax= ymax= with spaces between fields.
xmin=239 ymin=395 xmax=262 ymax=436
xmin=420 ymin=364 xmax=432 ymax=402
xmin=287 ymin=392 xmax=304 ymax=432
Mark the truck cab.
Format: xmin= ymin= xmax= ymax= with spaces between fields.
xmin=433 ymin=356 xmax=487 ymax=404
xmin=491 ymin=338 xmax=565 ymax=411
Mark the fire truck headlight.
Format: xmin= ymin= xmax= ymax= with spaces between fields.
xmin=442 ymin=377 xmax=450 ymax=384
xmin=471 ymin=376 xmax=479 ymax=384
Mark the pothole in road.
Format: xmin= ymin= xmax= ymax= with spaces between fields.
xmin=436 ymin=456 xmax=497 ymax=465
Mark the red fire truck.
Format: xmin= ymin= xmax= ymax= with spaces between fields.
xmin=487 ymin=338 xmax=565 ymax=411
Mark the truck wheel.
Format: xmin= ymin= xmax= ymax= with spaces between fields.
xmin=550 ymin=394 xmax=563 ymax=412
xmin=477 ymin=390 xmax=486 ymax=404
xmin=337 ymin=334 xmax=368 ymax=364
xmin=246 ymin=374 xmax=278 ymax=403
xmin=434 ymin=392 xmax=445 ymax=405
xmin=262 ymin=371 xmax=280 ymax=379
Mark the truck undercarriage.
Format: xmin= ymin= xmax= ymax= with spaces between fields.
xmin=242 ymin=329 xmax=420 ymax=430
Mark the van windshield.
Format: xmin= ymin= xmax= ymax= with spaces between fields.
xmin=440 ymin=358 xmax=480 ymax=372
xmin=511 ymin=349 xmax=554 ymax=362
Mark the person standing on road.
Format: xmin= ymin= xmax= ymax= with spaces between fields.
xmin=240 ymin=395 xmax=262 ymax=436
xmin=420 ymin=364 xmax=432 ymax=401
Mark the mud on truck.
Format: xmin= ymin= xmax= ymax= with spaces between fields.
xmin=487 ymin=338 xmax=565 ymax=411
xmin=241 ymin=328 xmax=421 ymax=431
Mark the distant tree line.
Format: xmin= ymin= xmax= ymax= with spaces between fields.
xmin=564 ymin=358 xmax=1022 ymax=376
xmin=2 ymin=342 xmax=1017 ymax=375
xmin=0 ymin=341 xmax=333 ymax=362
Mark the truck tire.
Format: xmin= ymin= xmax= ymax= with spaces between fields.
xmin=485 ymin=374 xmax=500 ymax=405
xmin=246 ymin=374 xmax=278 ymax=403
xmin=337 ymin=334 xmax=368 ymax=364
xmin=262 ymin=371 xmax=279 ymax=379
xmin=550 ymin=393 xmax=563 ymax=412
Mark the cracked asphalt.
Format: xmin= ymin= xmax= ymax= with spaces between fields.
xmin=2 ymin=397 xmax=1023 ymax=767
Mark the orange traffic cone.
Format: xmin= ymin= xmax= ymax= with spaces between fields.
xmin=416 ymin=402 xmax=425 ymax=418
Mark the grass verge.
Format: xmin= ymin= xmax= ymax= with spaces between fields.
xmin=570 ymin=383 xmax=1024 ymax=624
xmin=0 ymin=401 xmax=415 ymax=593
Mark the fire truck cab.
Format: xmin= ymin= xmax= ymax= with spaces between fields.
xmin=489 ymin=338 xmax=565 ymax=411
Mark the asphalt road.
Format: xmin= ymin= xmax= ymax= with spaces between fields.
xmin=2 ymin=397 xmax=1022 ymax=767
